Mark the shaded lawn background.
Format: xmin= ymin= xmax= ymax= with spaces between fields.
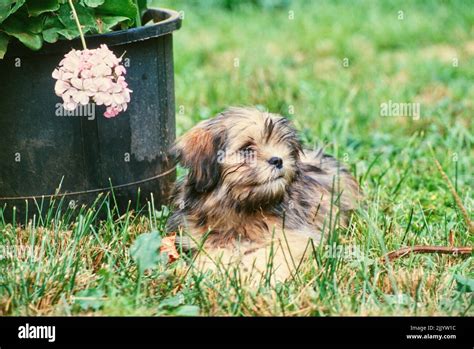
xmin=0 ymin=0 xmax=472 ymax=315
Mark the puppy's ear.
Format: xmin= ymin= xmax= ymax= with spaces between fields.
xmin=173 ymin=125 xmax=225 ymax=193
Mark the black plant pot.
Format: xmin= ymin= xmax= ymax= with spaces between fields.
xmin=0 ymin=8 xmax=181 ymax=220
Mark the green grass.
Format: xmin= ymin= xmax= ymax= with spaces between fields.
xmin=0 ymin=0 xmax=472 ymax=316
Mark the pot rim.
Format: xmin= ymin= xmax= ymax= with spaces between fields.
xmin=5 ymin=7 xmax=182 ymax=58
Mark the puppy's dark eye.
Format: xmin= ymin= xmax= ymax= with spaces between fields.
xmin=240 ymin=144 xmax=253 ymax=152
xmin=239 ymin=143 xmax=255 ymax=156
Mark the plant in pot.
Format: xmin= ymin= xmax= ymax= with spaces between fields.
xmin=0 ymin=0 xmax=182 ymax=220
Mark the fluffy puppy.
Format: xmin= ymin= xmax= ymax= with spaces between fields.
xmin=167 ymin=107 xmax=360 ymax=282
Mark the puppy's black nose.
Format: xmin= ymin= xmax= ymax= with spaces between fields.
xmin=268 ymin=156 xmax=283 ymax=169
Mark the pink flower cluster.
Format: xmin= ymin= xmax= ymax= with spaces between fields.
xmin=52 ymin=44 xmax=132 ymax=118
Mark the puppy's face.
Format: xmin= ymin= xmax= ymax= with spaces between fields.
xmin=174 ymin=108 xmax=302 ymax=209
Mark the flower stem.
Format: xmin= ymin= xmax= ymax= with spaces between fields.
xmin=134 ymin=0 xmax=142 ymax=27
xmin=68 ymin=0 xmax=87 ymax=50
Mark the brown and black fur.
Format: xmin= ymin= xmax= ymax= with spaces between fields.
xmin=167 ymin=107 xmax=360 ymax=281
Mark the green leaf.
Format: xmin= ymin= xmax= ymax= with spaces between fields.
xmin=0 ymin=32 xmax=10 ymax=59
xmin=83 ymin=0 xmax=105 ymax=8
xmin=75 ymin=288 xmax=105 ymax=311
xmin=96 ymin=0 xmax=137 ymax=26
xmin=129 ymin=232 xmax=162 ymax=273
xmin=57 ymin=2 xmax=97 ymax=34
xmin=2 ymin=9 xmax=44 ymax=50
xmin=57 ymin=27 xmax=79 ymax=40
xmin=42 ymin=15 xmax=62 ymax=43
xmin=3 ymin=6 xmax=44 ymax=33
xmin=26 ymin=16 xmax=43 ymax=34
xmin=5 ymin=31 xmax=42 ymax=49
xmin=42 ymin=27 xmax=59 ymax=43
xmin=0 ymin=0 xmax=26 ymax=24
xmin=454 ymin=274 xmax=474 ymax=293
xmin=43 ymin=13 xmax=62 ymax=28
xmin=96 ymin=15 xmax=129 ymax=33
xmin=26 ymin=0 xmax=60 ymax=16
